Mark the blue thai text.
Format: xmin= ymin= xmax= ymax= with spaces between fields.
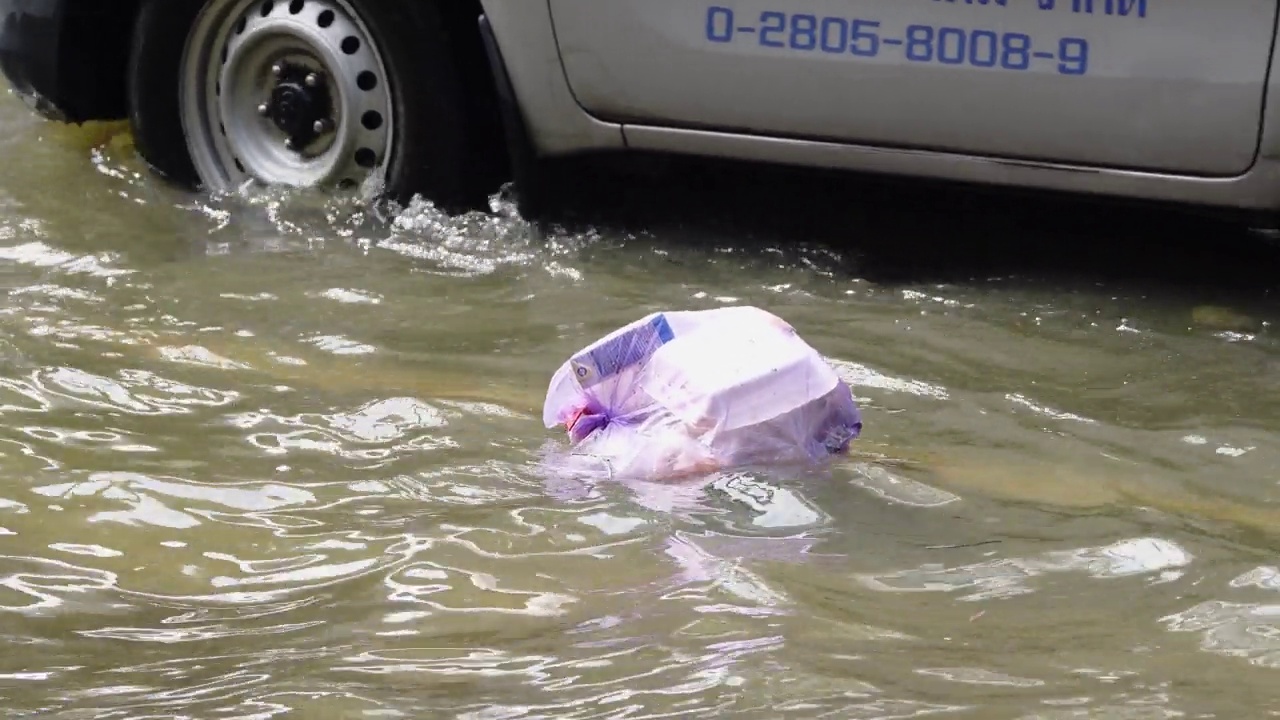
xmin=934 ymin=0 xmax=1148 ymax=19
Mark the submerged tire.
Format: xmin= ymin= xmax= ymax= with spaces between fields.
xmin=127 ymin=0 xmax=496 ymax=209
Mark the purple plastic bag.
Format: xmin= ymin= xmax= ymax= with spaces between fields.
xmin=542 ymin=306 xmax=863 ymax=480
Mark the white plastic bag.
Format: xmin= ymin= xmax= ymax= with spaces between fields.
xmin=542 ymin=306 xmax=863 ymax=481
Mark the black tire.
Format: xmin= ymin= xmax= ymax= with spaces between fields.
xmin=126 ymin=0 xmax=500 ymax=211
xmin=126 ymin=0 xmax=202 ymax=189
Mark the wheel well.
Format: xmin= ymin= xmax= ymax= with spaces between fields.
xmin=436 ymin=0 xmax=512 ymax=195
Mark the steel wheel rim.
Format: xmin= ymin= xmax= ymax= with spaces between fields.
xmin=179 ymin=0 xmax=394 ymax=192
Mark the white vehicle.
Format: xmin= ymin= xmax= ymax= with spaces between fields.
xmin=1 ymin=0 xmax=1277 ymax=220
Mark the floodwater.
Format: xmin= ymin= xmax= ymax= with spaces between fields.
xmin=2 ymin=88 xmax=1280 ymax=720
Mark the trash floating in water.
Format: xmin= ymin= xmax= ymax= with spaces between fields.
xmin=542 ymin=306 xmax=863 ymax=481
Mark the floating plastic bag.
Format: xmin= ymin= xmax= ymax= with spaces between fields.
xmin=542 ymin=306 xmax=863 ymax=481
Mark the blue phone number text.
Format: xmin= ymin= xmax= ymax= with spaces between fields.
xmin=705 ymin=6 xmax=1090 ymax=76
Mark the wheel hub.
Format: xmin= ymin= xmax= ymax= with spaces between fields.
xmin=261 ymin=63 xmax=333 ymax=150
xmin=179 ymin=0 xmax=394 ymax=192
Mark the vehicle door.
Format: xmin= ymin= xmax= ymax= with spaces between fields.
xmin=547 ymin=0 xmax=1280 ymax=176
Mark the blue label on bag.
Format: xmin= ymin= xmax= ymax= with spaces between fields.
xmin=571 ymin=314 xmax=675 ymax=389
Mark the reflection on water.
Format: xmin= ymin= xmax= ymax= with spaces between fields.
xmin=1 ymin=96 xmax=1280 ymax=719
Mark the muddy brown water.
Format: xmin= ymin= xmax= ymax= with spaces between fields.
xmin=3 ymin=86 xmax=1280 ymax=718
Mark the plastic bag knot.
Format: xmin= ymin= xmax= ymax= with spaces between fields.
xmin=566 ymin=399 xmax=610 ymax=443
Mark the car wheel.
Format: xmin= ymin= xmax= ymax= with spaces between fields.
xmin=127 ymin=0 xmax=494 ymax=210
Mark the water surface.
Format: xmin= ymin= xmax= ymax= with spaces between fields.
xmin=2 ymin=87 xmax=1280 ymax=718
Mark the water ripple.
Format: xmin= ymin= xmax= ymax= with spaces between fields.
xmin=0 ymin=241 xmax=132 ymax=279
xmin=25 ymin=367 xmax=239 ymax=415
xmin=1161 ymin=566 xmax=1280 ymax=670
xmin=859 ymin=538 xmax=1193 ymax=601
xmin=0 ymin=129 xmax=1276 ymax=719
xmin=227 ymin=397 xmax=458 ymax=466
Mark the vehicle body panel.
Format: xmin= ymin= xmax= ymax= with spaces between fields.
xmin=477 ymin=0 xmax=623 ymax=157
xmin=0 ymin=0 xmax=66 ymax=118
xmin=548 ymin=0 xmax=1280 ymax=177
xmin=622 ymin=124 xmax=1280 ymax=212
xmin=0 ymin=0 xmax=134 ymax=123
